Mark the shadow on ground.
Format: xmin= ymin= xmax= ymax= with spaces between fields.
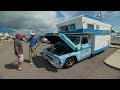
xmin=4 ymin=63 xmax=18 ymax=70
xmin=24 ymin=59 xmax=31 ymax=63
xmin=25 ymin=52 xmax=58 ymax=72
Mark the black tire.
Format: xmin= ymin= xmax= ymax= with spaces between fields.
xmin=64 ymin=57 xmax=75 ymax=68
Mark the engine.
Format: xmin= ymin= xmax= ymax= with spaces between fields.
xmin=47 ymin=42 xmax=73 ymax=55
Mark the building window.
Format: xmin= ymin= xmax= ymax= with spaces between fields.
xmin=87 ymin=24 xmax=94 ymax=29
xmin=96 ymin=25 xmax=99 ymax=30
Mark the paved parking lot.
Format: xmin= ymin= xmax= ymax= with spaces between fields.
xmin=0 ymin=40 xmax=120 ymax=79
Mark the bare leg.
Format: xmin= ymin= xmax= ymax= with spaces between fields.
xmin=18 ymin=62 xmax=23 ymax=71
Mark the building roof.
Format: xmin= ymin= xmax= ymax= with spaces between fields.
xmin=0 ymin=27 xmax=15 ymax=33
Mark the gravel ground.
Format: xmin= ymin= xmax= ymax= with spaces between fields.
xmin=0 ymin=39 xmax=120 ymax=79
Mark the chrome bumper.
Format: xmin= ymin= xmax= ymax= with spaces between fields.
xmin=43 ymin=52 xmax=63 ymax=69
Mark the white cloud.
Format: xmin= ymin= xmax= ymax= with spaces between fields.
xmin=0 ymin=11 xmax=60 ymax=35
xmin=101 ymin=11 xmax=120 ymax=17
xmin=59 ymin=11 xmax=81 ymax=20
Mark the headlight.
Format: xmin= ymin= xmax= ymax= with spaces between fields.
xmin=52 ymin=57 xmax=60 ymax=64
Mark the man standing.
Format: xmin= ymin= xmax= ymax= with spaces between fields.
xmin=14 ymin=33 xmax=24 ymax=71
xmin=24 ymin=32 xmax=40 ymax=64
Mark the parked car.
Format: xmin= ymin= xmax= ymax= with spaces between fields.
xmin=41 ymin=37 xmax=48 ymax=43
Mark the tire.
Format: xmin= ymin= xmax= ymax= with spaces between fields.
xmin=64 ymin=57 xmax=75 ymax=68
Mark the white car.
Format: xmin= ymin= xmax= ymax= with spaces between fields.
xmin=41 ymin=38 xmax=48 ymax=43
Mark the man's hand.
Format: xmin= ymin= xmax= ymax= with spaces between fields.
xmin=22 ymin=38 xmax=26 ymax=41
xmin=18 ymin=54 xmax=21 ymax=57
xmin=34 ymin=47 xmax=37 ymax=49
xmin=35 ymin=42 xmax=40 ymax=49
xmin=22 ymin=37 xmax=28 ymax=43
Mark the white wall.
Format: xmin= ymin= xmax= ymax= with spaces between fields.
xmin=82 ymin=17 xmax=112 ymax=30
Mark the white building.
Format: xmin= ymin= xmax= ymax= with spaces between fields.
xmin=0 ymin=27 xmax=15 ymax=38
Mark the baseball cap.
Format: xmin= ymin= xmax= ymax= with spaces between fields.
xmin=15 ymin=33 xmax=23 ymax=40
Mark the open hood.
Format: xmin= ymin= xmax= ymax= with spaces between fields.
xmin=45 ymin=33 xmax=78 ymax=51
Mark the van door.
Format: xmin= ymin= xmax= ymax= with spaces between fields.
xmin=81 ymin=35 xmax=92 ymax=60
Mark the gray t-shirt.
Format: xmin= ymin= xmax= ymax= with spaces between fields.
xmin=14 ymin=39 xmax=23 ymax=55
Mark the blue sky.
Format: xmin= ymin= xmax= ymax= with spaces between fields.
xmin=0 ymin=11 xmax=120 ymax=35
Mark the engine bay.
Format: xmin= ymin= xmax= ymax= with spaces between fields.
xmin=47 ymin=42 xmax=74 ymax=56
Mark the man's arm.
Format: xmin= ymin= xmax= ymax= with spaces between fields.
xmin=35 ymin=38 xmax=40 ymax=49
xmin=35 ymin=42 xmax=40 ymax=49
xmin=22 ymin=38 xmax=29 ymax=43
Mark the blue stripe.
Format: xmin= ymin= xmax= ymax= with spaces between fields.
xmin=83 ymin=15 xmax=102 ymax=22
xmin=93 ymin=45 xmax=110 ymax=54
xmin=59 ymin=29 xmax=111 ymax=35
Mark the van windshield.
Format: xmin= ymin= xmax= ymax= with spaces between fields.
xmin=66 ymin=35 xmax=80 ymax=45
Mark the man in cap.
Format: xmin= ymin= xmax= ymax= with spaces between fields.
xmin=23 ymin=32 xmax=40 ymax=64
xmin=14 ymin=33 xmax=24 ymax=71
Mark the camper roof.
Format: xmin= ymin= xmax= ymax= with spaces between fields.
xmin=57 ymin=14 xmax=111 ymax=26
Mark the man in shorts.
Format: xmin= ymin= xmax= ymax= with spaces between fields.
xmin=14 ymin=33 xmax=24 ymax=71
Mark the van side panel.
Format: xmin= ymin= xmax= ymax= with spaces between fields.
xmin=93 ymin=35 xmax=110 ymax=54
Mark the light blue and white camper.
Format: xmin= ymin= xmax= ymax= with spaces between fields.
xmin=43 ymin=14 xmax=112 ymax=68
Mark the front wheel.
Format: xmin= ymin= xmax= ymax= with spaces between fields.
xmin=64 ymin=57 xmax=75 ymax=68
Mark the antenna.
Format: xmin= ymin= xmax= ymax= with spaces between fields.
xmin=96 ymin=11 xmax=104 ymax=21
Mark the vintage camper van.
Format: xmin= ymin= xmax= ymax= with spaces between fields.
xmin=43 ymin=15 xmax=112 ymax=68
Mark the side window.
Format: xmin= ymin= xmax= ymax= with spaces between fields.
xmin=87 ymin=24 xmax=94 ymax=29
xmin=60 ymin=24 xmax=76 ymax=32
xmin=74 ymin=37 xmax=80 ymax=45
xmin=96 ymin=25 xmax=99 ymax=30
xmin=69 ymin=24 xmax=76 ymax=31
xmin=82 ymin=37 xmax=88 ymax=44
xmin=64 ymin=26 xmax=69 ymax=31
xmin=60 ymin=27 xmax=65 ymax=31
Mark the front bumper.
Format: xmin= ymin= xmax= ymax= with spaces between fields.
xmin=43 ymin=51 xmax=63 ymax=68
